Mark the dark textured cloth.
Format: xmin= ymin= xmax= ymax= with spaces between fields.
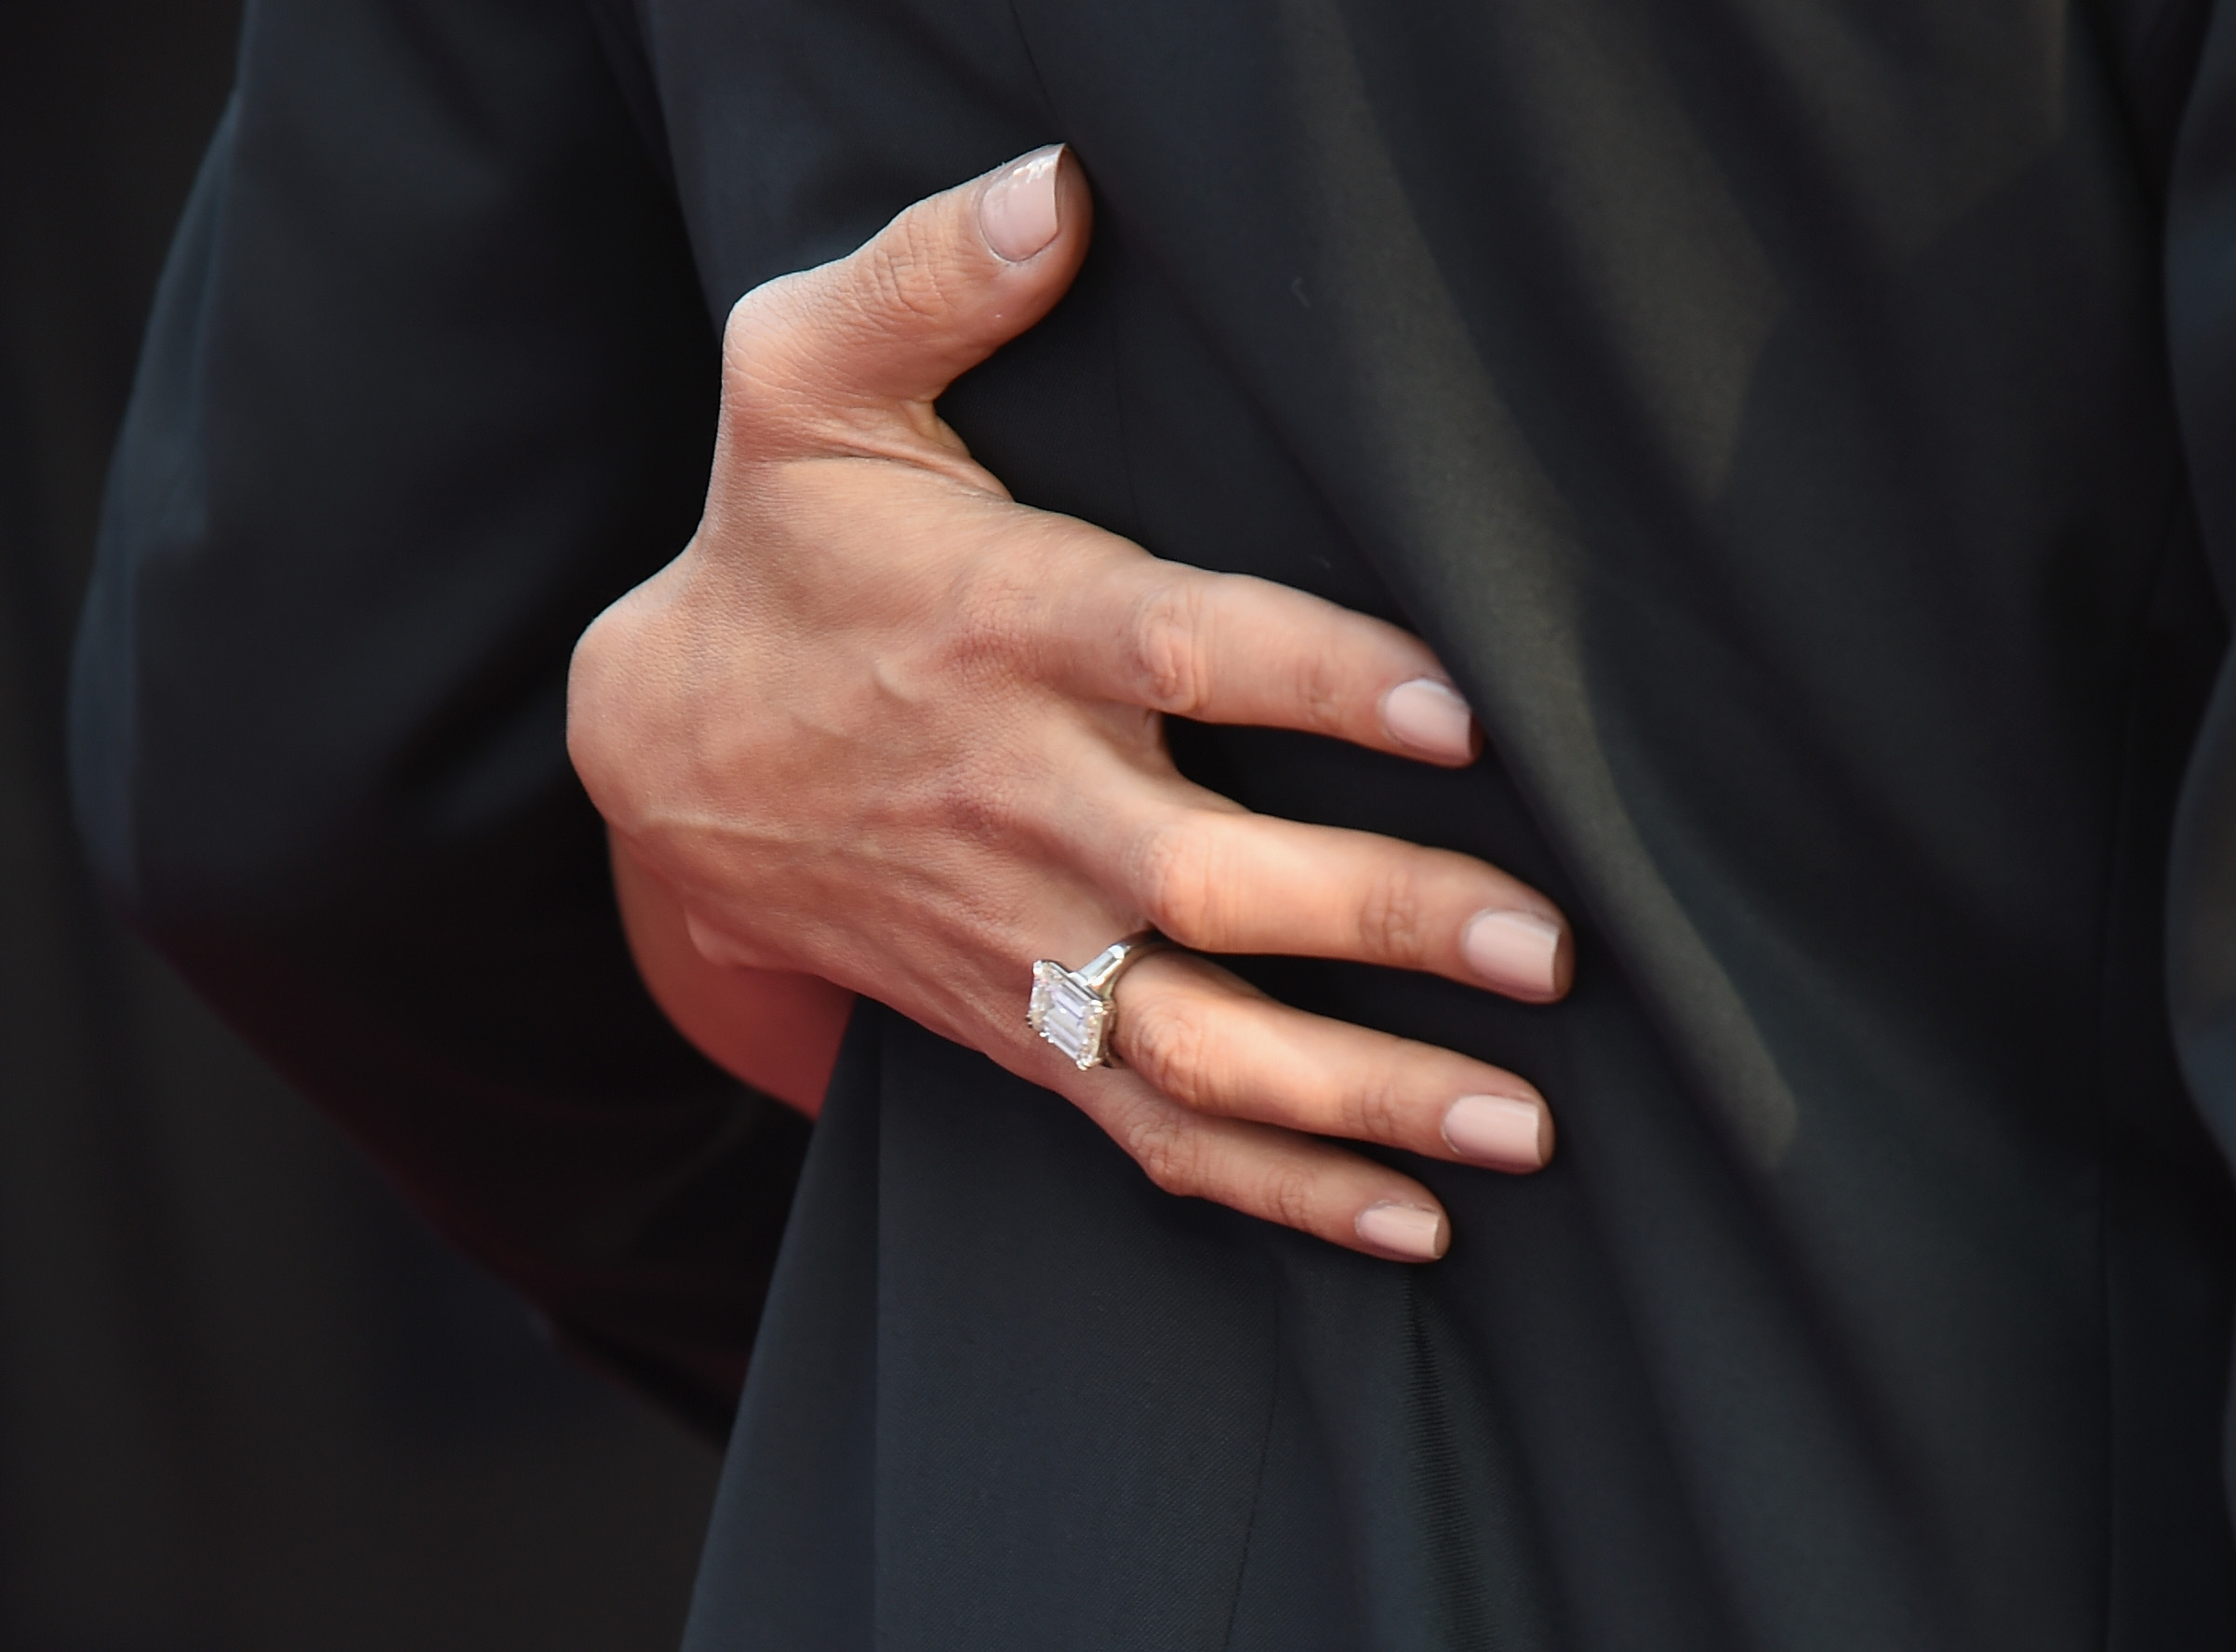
xmin=68 ymin=0 xmax=808 ymax=1442
xmin=70 ymin=0 xmax=2236 ymax=1643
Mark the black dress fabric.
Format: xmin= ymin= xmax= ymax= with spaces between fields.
xmin=67 ymin=0 xmax=808 ymax=1440
xmin=68 ymin=0 xmax=2236 ymax=1645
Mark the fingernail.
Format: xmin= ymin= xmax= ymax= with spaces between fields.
xmin=1461 ymin=909 xmax=1566 ymax=999
xmin=1355 ymin=1201 xmax=1448 ymax=1261
xmin=980 ymin=145 xmax=1065 ymax=263
xmin=1380 ymin=677 xmax=1475 ymax=761
xmin=1442 ymin=1094 xmax=1551 ymax=1170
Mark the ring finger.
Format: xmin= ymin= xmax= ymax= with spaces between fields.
xmin=1108 ymin=950 xmax=1554 ymax=1173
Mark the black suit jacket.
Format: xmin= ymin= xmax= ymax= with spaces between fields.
xmin=71 ymin=0 xmax=2236 ymax=1645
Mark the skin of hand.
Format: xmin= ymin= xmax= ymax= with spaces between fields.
xmin=568 ymin=146 xmax=1574 ymax=1263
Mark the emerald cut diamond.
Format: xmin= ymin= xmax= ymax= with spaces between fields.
xmin=1030 ymin=960 xmax=1110 ymax=1069
xmin=1027 ymin=935 xmax=1166 ymax=1071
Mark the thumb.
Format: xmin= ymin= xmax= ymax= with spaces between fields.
xmin=723 ymin=145 xmax=1093 ymax=422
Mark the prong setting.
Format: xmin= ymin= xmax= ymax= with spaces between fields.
xmin=1027 ymin=934 xmax=1166 ymax=1070
xmin=1030 ymin=960 xmax=1111 ymax=1069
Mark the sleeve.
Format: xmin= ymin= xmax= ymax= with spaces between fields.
xmin=2168 ymin=9 xmax=2236 ymax=1524
xmin=66 ymin=0 xmax=809 ymax=1442
xmin=2173 ymin=16 xmax=2236 ymax=1151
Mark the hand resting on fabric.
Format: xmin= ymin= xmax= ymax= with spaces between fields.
xmin=566 ymin=147 xmax=1572 ymax=1262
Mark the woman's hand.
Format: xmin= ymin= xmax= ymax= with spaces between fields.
xmin=567 ymin=147 xmax=1571 ymax=1262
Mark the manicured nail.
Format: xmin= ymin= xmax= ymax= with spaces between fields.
xmin=1355 ymin=1201 xmax=1448 ymax=1261
xmin=979 ymin=145 xmax=1065 ymax=262
xmin=1461 ymin=909 xmax=1565 ymax=999
xmin=1442 ymin=1094 xmax=1551 ymax=1170
xmin=1380 ymin=677 xmax=1475 ymax=761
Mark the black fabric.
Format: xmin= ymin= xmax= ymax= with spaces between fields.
xmin=69 ymin=0 xmax=806 ymax=1440
xmin=70 ymin=0 xmax=2236 ymax=1644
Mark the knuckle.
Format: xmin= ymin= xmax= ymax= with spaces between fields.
xmin=1129 ymin=819 xmax=1227 ymax=948
xmin=1125 ymin=582 xmax=1215 ymax=713
xmin=944 ymin=561 xmax=1039 ymax=680
xmin=1260 ymin=1162 xmax=1322 ymax=1232
xmin=1123 ymin=992 xmax=1218 ymax=1105
xmin=1344 ymin=1070 xmax=1410 ymax=1145
xmin=565 ymin=600 xmax=628 ymax=706
xmin=931 ymin=739 xmax=1034 ymax=847
xmin=718 ymin=284 xmax=797 ymax=412
xmin=1292 ymin=636 xmax=1354 ymax=733
xmin=1355 ymin=859 xmax=1434 ymax=963
xmin=862 ymin=220 xmax=955 ymax=328
xmin=1125 ymin=1112 xmax=1205 ymax=1198
xmin=566 ymin=606 xmax=659 ymax=810
xmin=720 ymin=285 xmax=772 ymax=361
xmin=716 ymin=219 xmax=966 ymax=428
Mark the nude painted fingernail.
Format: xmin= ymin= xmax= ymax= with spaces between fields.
xmin=1461 ymin=909 xmax=1566 ymax=999
xmin=1380 ymin=677 xmax=1475 ymax=761
xmin=979 ymin=145 xmax=1065 ymax=262
xmin=1355 ymin=1201 xmax=1448 ymax=1261
xmin=1442 ymin=1094 xmax=1551 ymax=1171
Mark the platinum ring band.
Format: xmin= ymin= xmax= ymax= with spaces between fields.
xmin=1027 ymin=931 xmax=1171 ymax=1070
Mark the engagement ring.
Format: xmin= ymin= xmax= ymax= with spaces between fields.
xmin=1027 ymin=932 xmax=1169 ymax=1070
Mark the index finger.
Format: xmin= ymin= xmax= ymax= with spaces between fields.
xmin=1039 ymin=555 xmax=1483 ymax=766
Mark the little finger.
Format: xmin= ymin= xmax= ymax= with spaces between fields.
xmin=1064 ymin=1063 xmax=1455 ymax=1262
